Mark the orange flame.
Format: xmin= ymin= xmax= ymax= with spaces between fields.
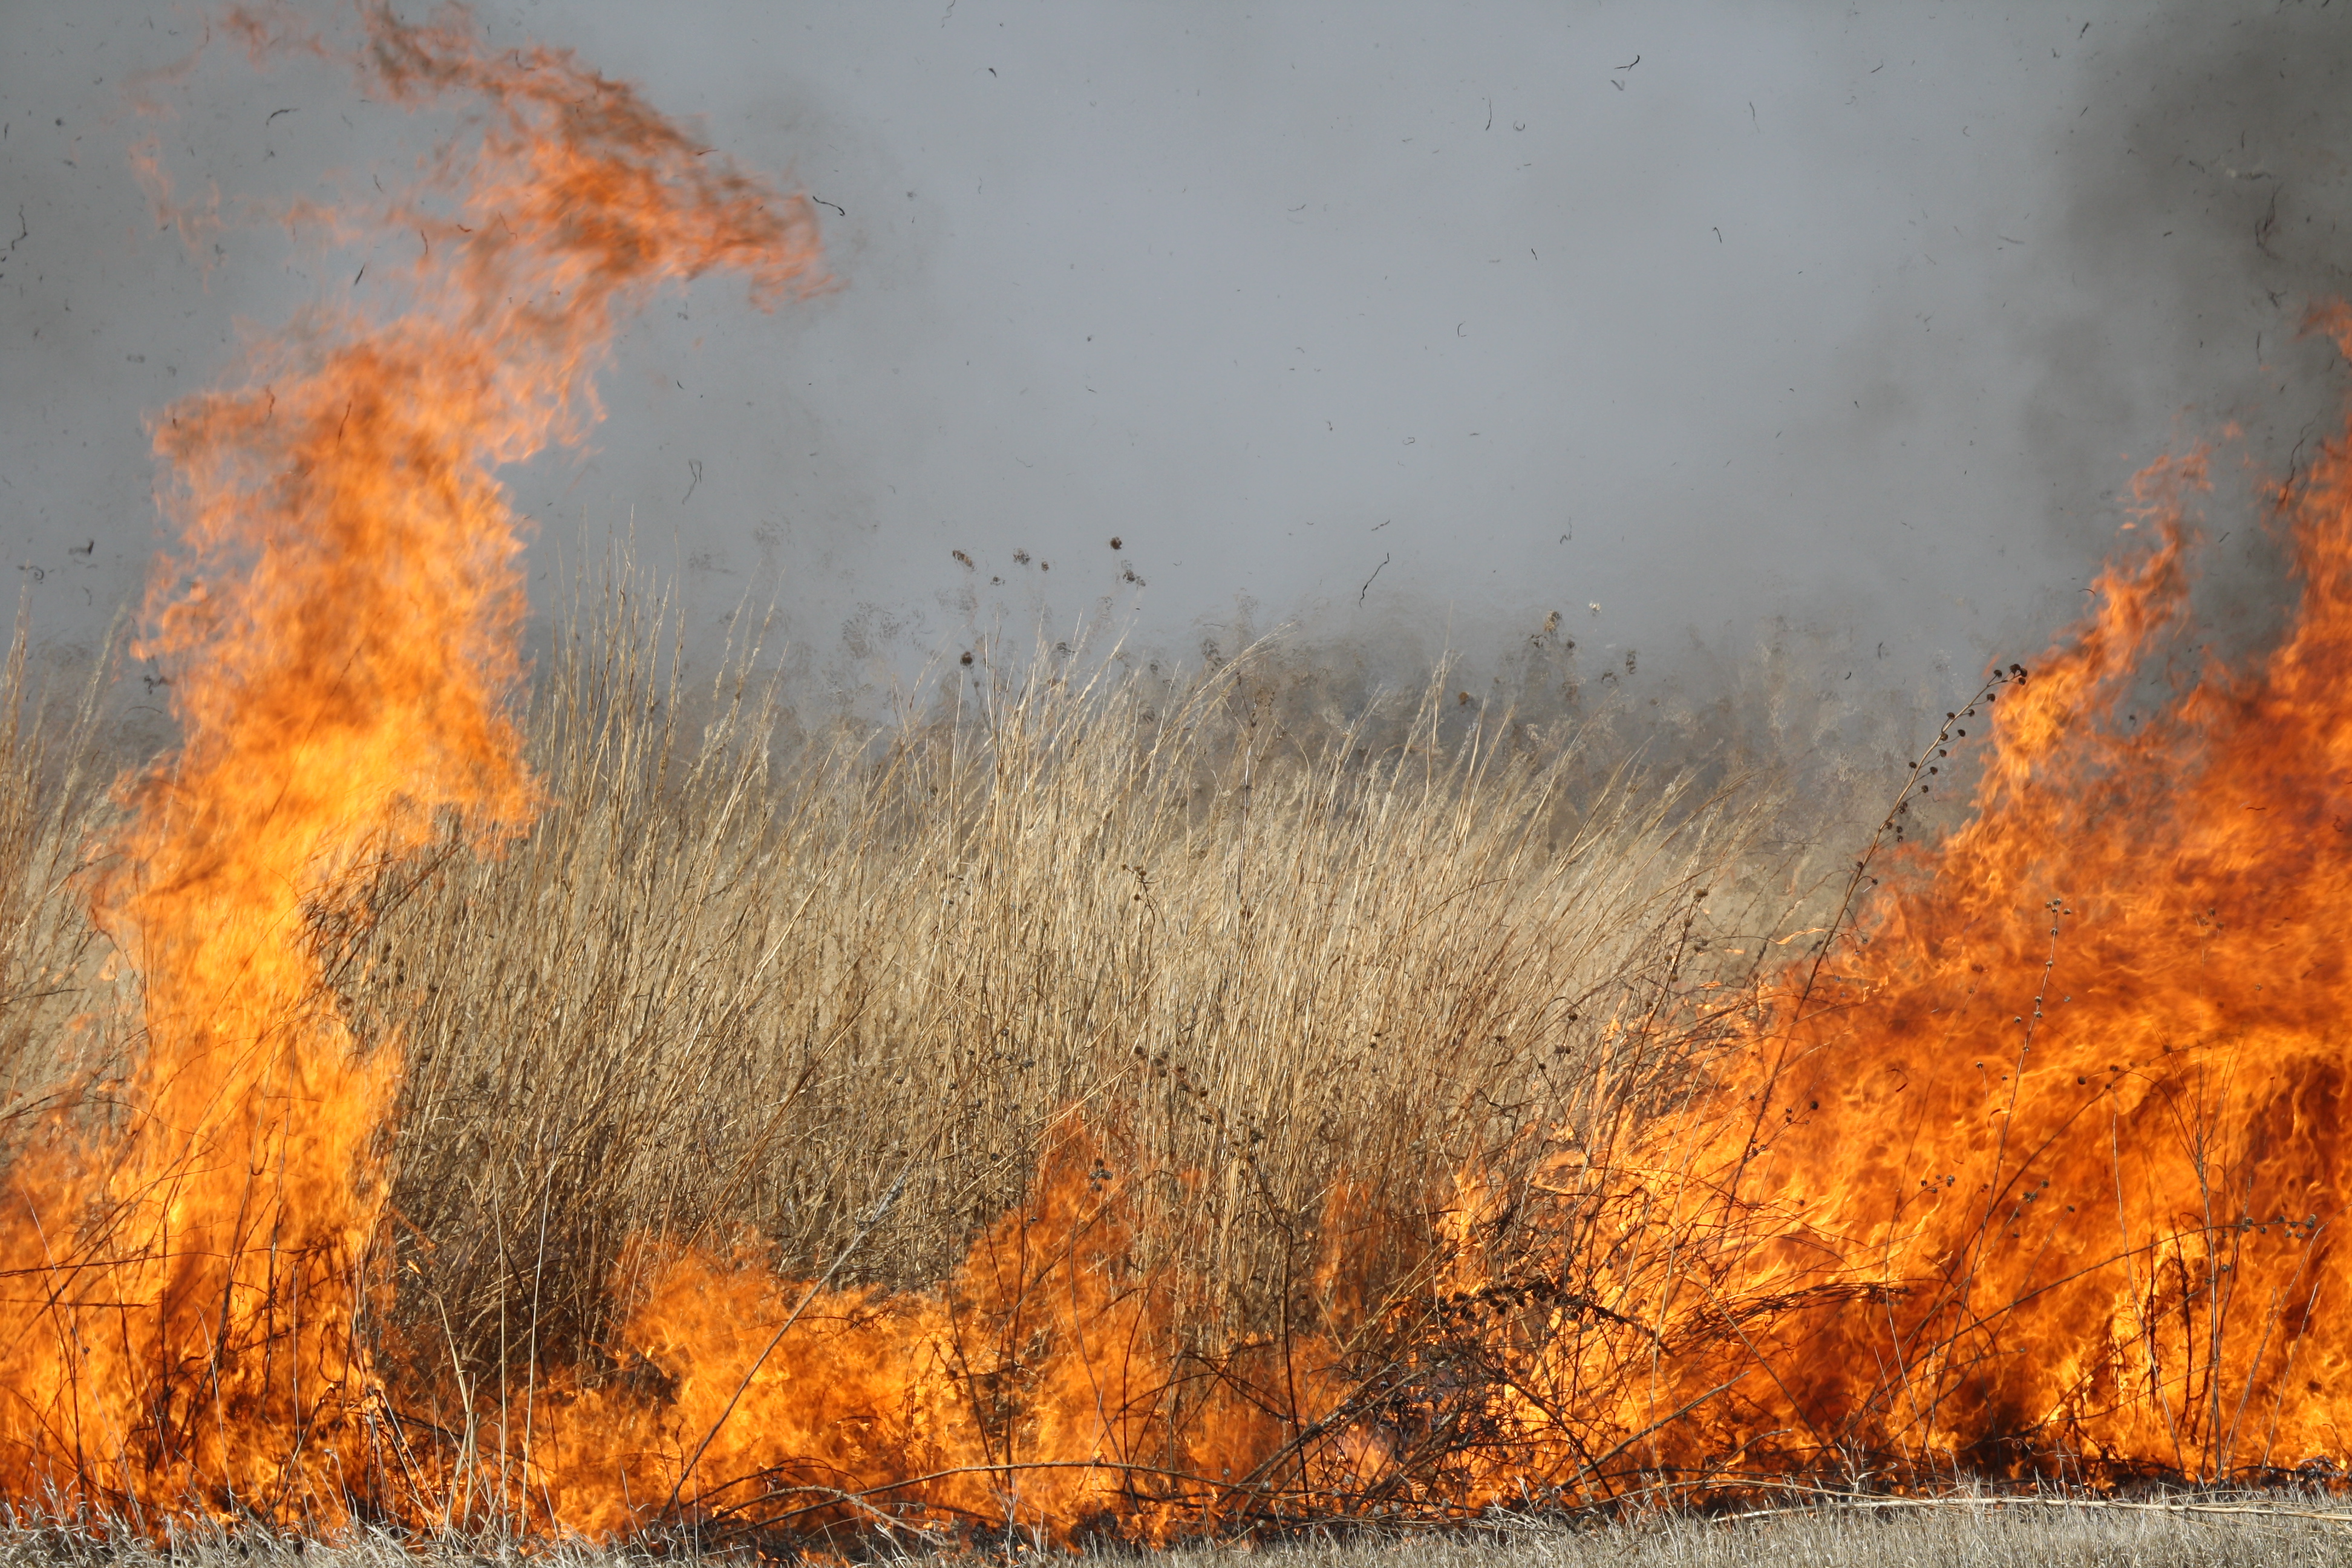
xmin=0 ymin=4 xmax=819 ymax=1525
xmin=1653 ymin=396 xmax=2352 ymax=1480
xmin=535 ymin=1130 xmax=1339 ymax=1546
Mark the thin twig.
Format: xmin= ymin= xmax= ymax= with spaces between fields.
xmin=662 ymin=1168 xmax=910 ymax=1520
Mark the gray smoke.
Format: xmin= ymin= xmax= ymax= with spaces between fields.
xmin=2 ymin=1 xmax=2347 ymax=739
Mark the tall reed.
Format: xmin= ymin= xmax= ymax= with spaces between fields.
xmin=317 ymin=571 xmax=1783 ymax=1397
xmin=0 ymin=572 xmax=1822 ymax=1534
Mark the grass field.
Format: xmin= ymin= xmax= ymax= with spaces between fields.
xmin=7 ymin=1494 xmax=2350 ymax=1567
xmin=2 ymin=552 xmax=2339 ymax=1553
xmin=0 ymin=567 xmax=1881 ymax=1537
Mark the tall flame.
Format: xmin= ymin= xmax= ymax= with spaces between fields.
xmin=0 ymin=4 xmax=820 ymax=1523
xmin=1661 ymin=375 xmax=2352 ymax=1478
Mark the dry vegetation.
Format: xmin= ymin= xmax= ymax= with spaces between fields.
xmin=0 ymin=569 xmax=2086 ymax=1551
xmin=230 ymin=570 xmax=1795 ymax=1389
xmin=0 ymin=615 xmax=136 ymax=1153
xmin=7 ymin=1495 xmax=2350 ymax=1568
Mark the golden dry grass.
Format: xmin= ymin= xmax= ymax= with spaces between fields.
xmin=335 ymin=570 xmax=1801 ymax=1385
xmin=8 ymin=1493 xmax=2350 ymax=1568
xmin=0 ymin=612 xmax=137 ymax=1156
xmin=0 ymin=563 xmax=1874 ymax=1540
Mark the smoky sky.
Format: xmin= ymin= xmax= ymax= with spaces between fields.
xmin=4 ymin=2 xmax=2349 ymax=716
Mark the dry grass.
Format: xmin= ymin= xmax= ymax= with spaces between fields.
xmin=7 ymin=1494 xmax=2349 ymax=1568
xmin=0 ymin=564 xmax=1890 ymax=1541
xmin=326 ymin=569 xmax=1796 ymax=1388
xmin=0 ymin=611 xmax=137 ymax=1161
xmin=2 ymin=570 xmax=2331 ymax=1561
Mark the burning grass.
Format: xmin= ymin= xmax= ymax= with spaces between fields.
xmin=7 ymin=511 xmax=2352 ymax=1549
xmin=14 ymin=1 xmax=2352 ymax=1552
xmin=0 ymin=570 xmax=1809 ymax=1544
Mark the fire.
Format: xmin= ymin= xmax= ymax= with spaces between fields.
xmin=1649 ymin=413 xmax=2352 ymax=1479
xmin=1443 ymin=416 xmax=2352 ymax=1492
xmin=0 ymin=3 xmax=820 ymax=1526
xmin=534 ymin=1130 xmax=1338 ymax=1546
xmin=7 ymin=0 xmax=2352 ymax=1547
